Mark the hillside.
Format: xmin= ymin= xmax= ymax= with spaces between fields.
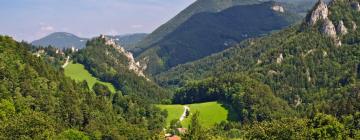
xmin=133 ymin=0 xmax=321 ymax=55
xmin=137 ymin=2 xmax=300 ymax=74
xmin=0 ymin=36 xmax=168 ymax=139
xmin=31 ymin=32 xmax=88 ymax=49
xmin=73 ymin=35 xmax=170 ymax=102
xmin=158 ymin=0 xmax=360 ymax=116
xmin=158 ymin=0 xmax=360 ymax=139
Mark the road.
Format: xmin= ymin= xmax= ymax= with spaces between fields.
xmin=62 ymin=56 xmax=70 ymax=68
xmin=179 ymin=106 xmax=190 ymax=121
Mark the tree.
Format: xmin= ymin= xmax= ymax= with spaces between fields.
xmin=184 ymin=112 xmax=209 ymax=140
xmin=308 ymin=113 xmax=345 ymax=139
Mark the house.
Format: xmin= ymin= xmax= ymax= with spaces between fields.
xmin=166 ymin=135 xmax=181 ymax=140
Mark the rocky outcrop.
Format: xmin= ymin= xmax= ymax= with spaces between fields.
xmin=271 ymin=5 xmax=285 ymax=13
xmin=101 ymin=35 xmax=147 ymax=79
xmin=351 ymin=2 xmax=360 ymax=11
xmin=352 ymin=21 xmax=357 ymax=31
xmin=306 ymin=0 xmax=329 ymax=25
xmin=321 ymin=19 xmax=337 ymax=39
xmin=276 ymin=53 xmax=284 ymax=64
xmin=336 ymin=20 xmax=348 ymax=35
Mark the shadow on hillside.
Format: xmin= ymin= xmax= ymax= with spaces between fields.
xmin=220 ymin=102 xmax=240 ymax=121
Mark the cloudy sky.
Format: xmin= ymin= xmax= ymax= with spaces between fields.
xmin=0 ymin=0 xmax=195 ymax=42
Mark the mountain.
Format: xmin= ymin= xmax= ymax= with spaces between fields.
xmin=159 ymin=0 xmax=360 ymax=138
xmin=31 ymin=32 xmax=147 ymax=51
xmin=137 ymin=1 xmax=300 ymax=74
xmin=0 ymin=36 xmax=168 ymax=139
xmin=31 ymin=32 xmax=88 ymax=49
xmin=132 ymin=0 xmax=322 ymax=55
xmin=73 ymin=35 xmax=170 ymax=102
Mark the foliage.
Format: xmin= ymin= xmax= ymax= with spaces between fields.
xmin=74 ymin=37 xmax=170 ymax=102
xmin=0 ymin=36 xmax=166 ymax=139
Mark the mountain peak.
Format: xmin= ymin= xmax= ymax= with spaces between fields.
xmin=306 ymin=0 xmax=328 ymax=25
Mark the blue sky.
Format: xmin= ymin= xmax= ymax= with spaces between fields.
xmin=0 ymin=0 xmax=195 ymax=41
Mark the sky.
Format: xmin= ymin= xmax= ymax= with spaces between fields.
xmin=0 ymin=0 xmax=195 ymax=42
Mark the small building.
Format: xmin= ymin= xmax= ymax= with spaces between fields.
xmin=166 ymin=135 xmax=181 ymax=140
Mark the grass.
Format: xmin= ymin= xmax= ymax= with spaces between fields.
xmin=158 ymin=101 xmax=228 ymax=128
xmin=64 ymin=62 xmax=116 ymax=93
xmin=157 ymin=104 xmax=184 ymax=126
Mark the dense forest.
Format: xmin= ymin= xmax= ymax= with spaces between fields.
xmin=74 ymin=36 xmax=171 ymax=103
xmin=0 ymin=36 xmax=168 ymax=139
xmin=156 ymin=0 xmax=360 ymax=139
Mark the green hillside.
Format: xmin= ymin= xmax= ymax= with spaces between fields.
xmin=0 ymin=36 xmax=167 ymax=139
xmin=157 ymin=1 xmax=360 ymax=139
xmin=73 ymin=36 xmax=170 ymax=102
xmin=64 ymin=62 xmax=116 ymax=93
xmin=137 ymin=2 xmax=300 ymax=74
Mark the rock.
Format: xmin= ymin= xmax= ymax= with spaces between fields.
xmin=307 ymin=0 xmax=329 ymax=25
xmin=271 ymin=5 xmax=285 ymax=13
xmin=336 ymin=20 xmax=348 ymax=35
xmin=321 ymin=19 xmax=337 ymax=39
xmin=351 ymin=2 xmax=360 ymax=11
xmin=352 ymin=21 xmax=357 ymax=31
xmin=99 ymin=35 xmax=148 ymax=79
xmin=276 ymin=53 xmax=283 ymax=64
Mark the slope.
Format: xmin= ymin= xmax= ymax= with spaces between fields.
xmin=0 ymin=36 xmax=167 ymax=139
xmin=137 ymin=1 xmax=299 ymax=74
xmin=157 ymin=0 xmax=360 ymax=116
xmin=133 ymin=0 xmax=321 ymax=55
xmin=73 ymin=35 xmax=170 ymax=102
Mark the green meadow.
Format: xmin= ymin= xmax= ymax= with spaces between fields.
xmin=64 ymin=62 xmax=116 ymax=93
xmin=158 ymin=102 xmax=228 ymax=128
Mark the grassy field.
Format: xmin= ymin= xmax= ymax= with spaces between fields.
xmin=157 ymin=104 xmax=184 ymax=126
xmin=64 ymin=62 xmax=116 ymax=93
xmin=158 ymin=102 xmax=228 ymax=128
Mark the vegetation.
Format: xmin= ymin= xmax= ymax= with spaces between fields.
xmin=74 ymin=37 xmax=171 ymax=102
xmin=137 ymin=2 xmax=300 ymax=74
xmin=159 ymin=0 xmax=360 ymax=139
xmin=64 ymin=62 xmax=116 ymax=93
xmin=158 ymin=102 xmax=228 ymax=128
xmin=0 ymin=36 xmax=167 ymax=139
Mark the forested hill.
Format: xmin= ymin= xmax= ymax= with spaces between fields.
xmin=158 ymin=0 xmax=360 ymax=118
xmin=132 ymin=0 xmax=322 ymax=55
xmin=0 ymin=36 xmax=169 ymax=139
xmin=137 ymin=1 xmax=300 ymax=75
xmin=73 ymin=35 xmax=170 ymax=102
xmin=161 ymin=0 xmax=360 ymax=138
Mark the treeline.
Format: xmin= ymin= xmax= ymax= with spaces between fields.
xmin=173 ymin=74 xmax=293 ymax=123
xmin=166 ymin=1 xmax=360 ymax=139
xmin=74 ymin=37 xmax=171 ymax=102
xmin=0 ymin=36 xmax=167 ymax=139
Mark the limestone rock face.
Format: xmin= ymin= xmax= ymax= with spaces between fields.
xmin=101 ymin=35 xmax=147 ymax=78
xmin=321 ymin=19 xmax=337 ymax=39
xmin=271 ymin=5 xmax=285 ymax=13
xmin=351 ymin=2 xmax=360 ymax=11
xmin=337 ymin=20 xmax=348 ymax=35
xmin=307 ymin=0 xmax=329 ymax=25
xmin=352 ymin=21 xmax=357 ymax=31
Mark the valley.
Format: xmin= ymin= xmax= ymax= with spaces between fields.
xmin=1 ymin=0 xmax=360 ymax=139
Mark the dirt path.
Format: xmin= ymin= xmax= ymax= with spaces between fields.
xmin=179 ymin=106 xmax=190 ymax=121
xmin=62 ymin=56 xmax=70 ymax=68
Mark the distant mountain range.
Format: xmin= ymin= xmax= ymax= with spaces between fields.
xmin=136 ymin=1 xmax=301 ymax=74
xmin=31 ymin=32 xmax=88 ymax=49
xmin=31 ymin=32 xmax=147 ymax=51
